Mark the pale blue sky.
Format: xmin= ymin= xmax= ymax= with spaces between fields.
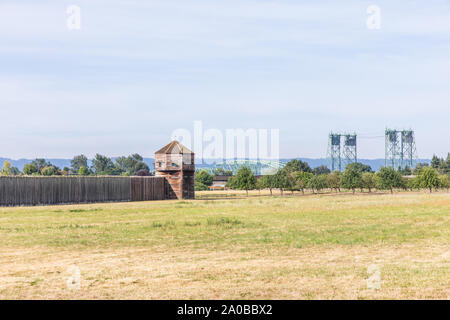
xmin=0 ymin=0 xmax=449 ymax=159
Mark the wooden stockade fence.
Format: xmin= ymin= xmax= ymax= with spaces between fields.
xmin=0 ymin=176 xmax=167 ymax=206
xmin=130 ymin=176 xmax=166 ymax=202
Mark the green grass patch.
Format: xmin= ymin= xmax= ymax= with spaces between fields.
xmin=0 ymin=193 xmax=448 ymax=249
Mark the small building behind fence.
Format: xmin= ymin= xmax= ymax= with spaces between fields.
xmin=210 ymin=175 xmax=232 ymax=190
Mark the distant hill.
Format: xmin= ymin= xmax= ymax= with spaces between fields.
xmin=0 ymin=158 xmax=74 ymax=171
xmin=197 ymin=158 xmax=430 ymax=172
xmin=285 ymin=158 xmax=431 ymax=172
xmin=0 ymin=157 xmax=431 ymax=172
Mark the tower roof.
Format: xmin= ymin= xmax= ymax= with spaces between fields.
xmin=155 ymin=141 xmax=194 ymax=155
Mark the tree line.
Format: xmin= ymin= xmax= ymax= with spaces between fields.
xmin=0 ymin=154 xmax=152 ymax=177
xmin=430 ymin=154 xmax=450 ymax=174
xmin=195 ymin=159 xmax=450 ymax=195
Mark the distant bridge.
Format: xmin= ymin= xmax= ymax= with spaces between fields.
xmin=197 ymin=160 xmax=285 ymax=175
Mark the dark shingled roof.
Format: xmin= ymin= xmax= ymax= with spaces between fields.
xmin=155 ymin=141 xmax=194 ymax=154
xmin=213 ymin=175 xmax=232 ymax=182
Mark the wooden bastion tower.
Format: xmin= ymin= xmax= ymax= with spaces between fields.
xmin=154 ymin=140 xmax=195 ymax=200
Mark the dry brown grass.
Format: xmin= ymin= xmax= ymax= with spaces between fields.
xmin=0 ymin=244 xmax=448 ymax=299
xmin=0 ymin=192 xmax=448 ymax=299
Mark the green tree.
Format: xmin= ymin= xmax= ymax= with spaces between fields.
xmin=414 ymin=162 xmax=429 ymax=174
xmin=10 ymin=167 xmax=21 ymax=176
xmin=32 ymin=159 xmax=51 ymax=173
xmin=23 ymin=163 xmax=38 ymax=175
xmin=255 ymin=178 xmax=264 ymax=195
xmin=273 ymin=170 xmax=290 ymax=196
xmin=114 ymin=156 xmax=128 ymax=174
xmin=195 ymin=180 xmax=209 ymax=191
xmin=439 ymin=175 xmax=450 ymax=192
xmin=225 ymin=176 xmax=237 ymax=189
xmin=295 ymin=171 xmax=313 ymax=194
xmin=287 ymin=172 xmax=298 ymax=194
xmin=41 ymin=166 xmax=58 ymax=176
xmin=78 ymin=166 xmax=90 ymax=176
xmin=326 ymin=171 xmax=341 ymax=193
xmin=1 ymin=161 xmax=12 ymax=176
xmin=312 ymin=165 xmax=331 ymax=175
xmin=342 ymin=166 xmax=363 ymax=194
xmin=345 ymin=162 xmax=373 ymax=173
xmin=308 ymin=174 xmax=327 ymax=194
xmin=417 ymin=166 xmax=440 ymax=193
xmin=282 ymin=159 xmax=312 ymax=174
xmin=259 ymin=175 xmax=274 ymax=196
xmin=115 ymin=154 xmax=149 ymax=176
xmin=195 ymin=170 xmax=214 ymax=187
xmin=430 ymin=154 xmax=450 ymax=174
xmin=92 ymin=154 xmax=115 ymax=174
xmin=233 ymin=166 xmax=256 ymax=196
xmin=376 ymin=167 xmax=403 ymax=194
xmin=279 ymin=160 xmax=313 ymax=195
xmin=430 ymin=155 xmax=440 ymax=169
xmin=401 ymin=177 xmax=409 ymax=191
xmin=71 ymin=154 xmax=88 ymax=172
xmin=362 ymin=172 xmax=376 ymax=193
xmin=400 ymin=165 xmax=413 ymax=176
xmin=130 ymin=157 xmax=149 ymax=175
xmin=406 ymin=176 xmax=420 ymax=191
xmin=446 ymin=153 xmax=450 ymax=174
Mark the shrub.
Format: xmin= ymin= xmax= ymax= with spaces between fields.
xmin=362 ymin=172 xmax=376 ymax=192
xmin=233 ymin=166 xmax=256 ymax=196
xmin=342 ymin=166 xmax=363 ymax=194
xmin=376 ymin=167 xmax=403 ymax=194
xmin=41 ymin=166 xmax=58 ymax=176
xmin=78 ymin=166 xmax=90 ymax=176
xmin=439 ymin=175 xmax=450 ymax=192
xmin=195 ymin=170 xmax=214 ymax=187
xmin=406 ymin=177 xmax=420 ymax=191
xmin=195 ymin=180 xmax=209 ymax=191
xmin=1 ymin=161 xmax=12 ymax=176
xmin=308 ymin=174 xmax=328 ymax=194
xmin=23 ymin=163 xmax=38 ymax=175
xmin=417 ymin=167 xmax=440 ymax=193
xmin=326 ymin=171 xmax=342 ymax=192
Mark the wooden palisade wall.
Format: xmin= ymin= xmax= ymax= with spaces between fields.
xmin=0 ymin=176 xmax=167 ymax=206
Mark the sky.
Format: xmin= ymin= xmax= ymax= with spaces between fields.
xmin=0 ymin=0 xmax=449 ymax=160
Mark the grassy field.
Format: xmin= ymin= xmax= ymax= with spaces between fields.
xmin=0 ymin=191 xmax=448 ymax=299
